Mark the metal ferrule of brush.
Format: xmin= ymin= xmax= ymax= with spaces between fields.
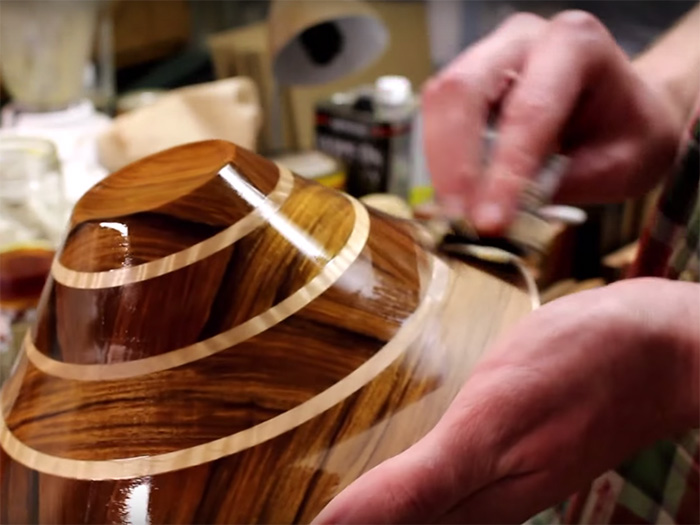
xmin=519 ymin=154 xmax=570 ymax=213
xmin=506 ymin=154 xmax=570 ymax=256
xmin=434 ymin=128 xmax=570 ymax=265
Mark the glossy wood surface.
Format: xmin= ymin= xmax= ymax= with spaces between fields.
xmin=0 ymin=247 xmax=54 ymax=310
xmin=0 ymin=140 xmax=535 ymax=524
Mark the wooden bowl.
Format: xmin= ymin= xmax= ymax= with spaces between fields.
xmin=0 ymin=140 xmax=535 ymax=524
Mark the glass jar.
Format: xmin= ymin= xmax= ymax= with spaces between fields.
xmin=0 ymin=0 xmax=100 ymax=112
xmin=0 ymin=136 xmax=67 ymax=384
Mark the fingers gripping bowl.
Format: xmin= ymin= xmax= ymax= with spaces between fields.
xmin=0 ymin=140 xmax=534 ymax=524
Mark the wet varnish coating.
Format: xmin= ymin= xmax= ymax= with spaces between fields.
xmin=0 ymin=140 xmax=534 ymax=524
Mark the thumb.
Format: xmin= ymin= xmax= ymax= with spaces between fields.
xmin=312 ymin=406 xmax=501 ymax=524
xmin=312 ymin=437 xmax=452 ymax=524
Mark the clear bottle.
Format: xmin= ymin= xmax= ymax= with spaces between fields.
xmin=0 ymin=137 xmax=66 ymax=385
xmin=373 ymin=76 xmax=418 ymax=200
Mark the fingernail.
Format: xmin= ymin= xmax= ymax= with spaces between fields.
xmin=473 ymin=202 xmax=505 ymax=234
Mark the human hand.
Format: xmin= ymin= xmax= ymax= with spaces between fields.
xmin=314 ymin=278 xmax=699 ymax=523
xmin=423 ymin=11 xmax=683 ymax=235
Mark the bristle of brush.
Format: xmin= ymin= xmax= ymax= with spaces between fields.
xmin=506 ymin=211 xmax=560 ymax=255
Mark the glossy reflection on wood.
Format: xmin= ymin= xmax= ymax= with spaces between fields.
xmin=0 ymin=140 xmax=536 ymax=524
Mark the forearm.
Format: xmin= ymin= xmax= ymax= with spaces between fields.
xmin=634 ymin=5 xmax=700 ymax=125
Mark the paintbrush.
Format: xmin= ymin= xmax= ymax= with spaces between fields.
xmin=420 ymin=141 xmax=570 ymax=265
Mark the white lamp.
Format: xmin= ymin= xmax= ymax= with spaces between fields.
xmin=268 ymin=0 xmax=389 ymax=86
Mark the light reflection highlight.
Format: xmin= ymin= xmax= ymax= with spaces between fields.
xmin=124 ymin=477 xmax=151 ymax=525
xmin=99 ymin=221 xmax=129 ymax=238
xmin=219 ymin=164 xmax=328 ymax=262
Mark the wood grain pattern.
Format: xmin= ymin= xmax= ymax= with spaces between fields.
xmin=52 ymin=162 xmax=293 ymax=286
xmin=0 ymin=140 xmax=536 ymax=524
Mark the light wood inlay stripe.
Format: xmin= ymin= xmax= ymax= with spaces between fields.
xmin=0 ymin=257 xmax=451 ymax=480
xmin=51 ymin=163 xmax=295 ymax=289
xmin=26 ymin=198 xmax=371 ymax=381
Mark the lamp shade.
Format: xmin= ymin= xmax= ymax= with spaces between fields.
xmin=269 ymin=0 xmax=389 ymax=85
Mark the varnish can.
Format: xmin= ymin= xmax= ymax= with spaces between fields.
xmin=315 ymin=76 xmax=417 ymax=199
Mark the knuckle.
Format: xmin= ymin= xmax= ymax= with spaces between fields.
xmin=421 ymin=77 xmax=441 ymax=101
xmin=385 ymin=478 xmax=433 ymax=519
xmin=437 ymin=71 xmax=481 ymax=99
xmin=653 ymin=114 xmax=683 ymax=158
xmin=551 ymin=10 xmax=607 ymax=38
xmin=503 ymin=11 xmax=545 ymax=29
xmin=502 ymin=93 xmax=550 ymax=127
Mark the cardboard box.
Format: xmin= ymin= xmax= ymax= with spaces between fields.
xmin=112 ymin=0 xmax=191 ymax=68
xmin=208 ymin=1 xmax=432 ymax=153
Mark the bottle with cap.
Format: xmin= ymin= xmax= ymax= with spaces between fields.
xmin=376 ymin=76 xmax=436 ymax=207
xmin=374 ymin=75 xmax=417 ymax=199
xmin=375 ymin=76 xmax=413 ymax=118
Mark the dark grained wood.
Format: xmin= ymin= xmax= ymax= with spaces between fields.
xmin=0 ymin=447 xmax=38 ymax=524
xmin=0 ymin=140 xmax=535 ymax=524
xmin=198 ymin=179 xmax=356 ymax=334
xmin=9 ymin=318 xmax=385 ymax=459
xmin=60 ymin=212 xmax=226 ymax=272
xmin=53 ymin=244 xmax=234 ymax=363
xmin=0 ymin=248 xmax=53 ymax=310
xmin=67 ymin=141 xmax=277 ymax=228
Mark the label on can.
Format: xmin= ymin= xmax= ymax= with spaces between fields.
xmin=315 ymin=106 xmax=412 ymax=198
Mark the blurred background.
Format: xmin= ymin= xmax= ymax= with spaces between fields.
xmin=0 ymin=0 xmax=696 ymax=382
